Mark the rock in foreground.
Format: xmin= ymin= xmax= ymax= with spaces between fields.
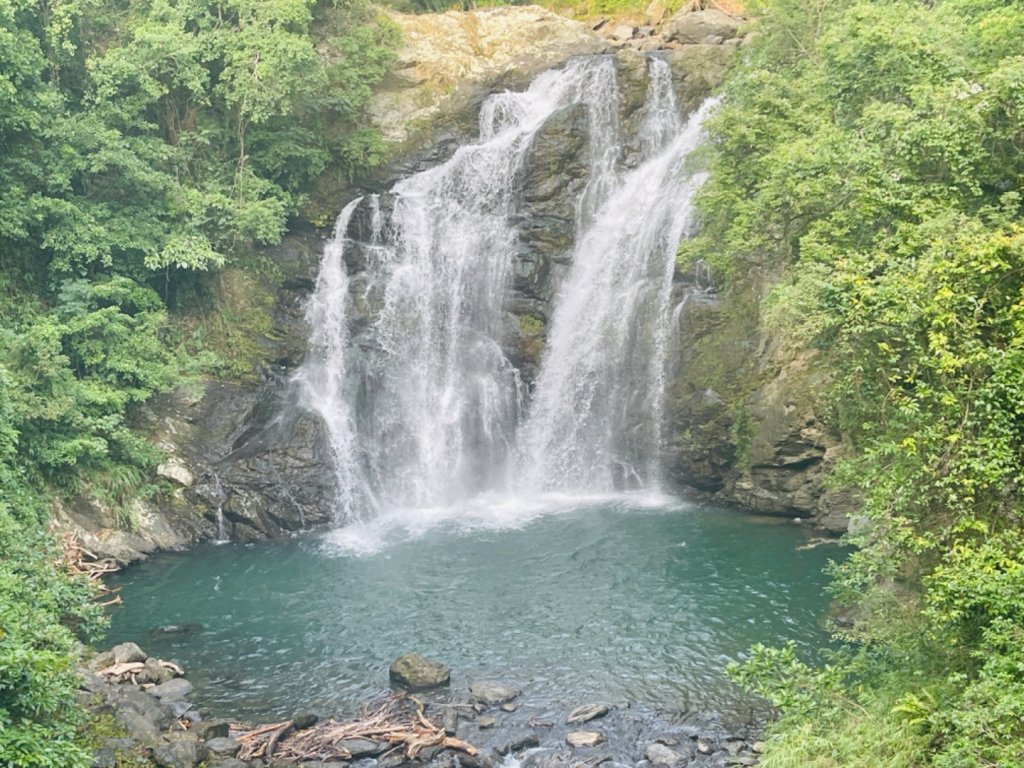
xmin=389 ymin=653 xmax=452 ymax=690
xmin=469 ymin=681 xmax=521 ymax=705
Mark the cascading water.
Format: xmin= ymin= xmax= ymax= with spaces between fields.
xmin=296 ymin=55 xmax=718 ymax=525
xmin=518 ymin=66 xmax=716 ymax=492
xmin=294 ymin=200 xmax=373 ymax=520
xmin=105 ymin=59 xmax=838 ymax=735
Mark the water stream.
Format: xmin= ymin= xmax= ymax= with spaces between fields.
xmin=517 ymin=78 xmax=714 ymax=492
xmin=294 ymin=56 xmax=718 ymax=521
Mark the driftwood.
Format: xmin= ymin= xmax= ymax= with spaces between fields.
xmin=96 ymin=659 xmax=184 ymax=686
xmin=234 ymin=693 xmax=478 ymax=763
xmin=59 ymin=532 xmax=122 ymax=604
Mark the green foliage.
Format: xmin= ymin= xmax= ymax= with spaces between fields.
xmin=0 ymin=3 xmax=399 ymax=765
xmin=698 ymin=0 xmax=1024 ymax=765
xmin=728 ymin=645 xmax=931 ymax=767
xmin=0 ymin=496 xmax=103 ymax=768
xmin=2 ymin=278 xmax=179 ymax=490
xmin=1 ymin=0 xmax=396 ymax=292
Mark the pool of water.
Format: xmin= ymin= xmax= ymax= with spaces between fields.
xmin=105 ymin=494 xmax=839 ymax=722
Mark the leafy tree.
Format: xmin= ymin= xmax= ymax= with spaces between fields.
xmin=0 ymin=1 xmax=398 ymax=764
xmin=694 ymin=0 xmax=1024 ymax=765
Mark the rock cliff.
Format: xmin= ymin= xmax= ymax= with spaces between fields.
xmin=56 ymin=4 xmax=850 ymax=562
xmin=667 ymin=267 xmax=855 ymax=531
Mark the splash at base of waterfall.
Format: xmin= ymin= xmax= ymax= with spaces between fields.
xmin=321 ymin=489 xmax=684 ymax=556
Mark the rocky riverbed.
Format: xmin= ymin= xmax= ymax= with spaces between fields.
xmin=83 ymin=645 xmax=767 ymax=768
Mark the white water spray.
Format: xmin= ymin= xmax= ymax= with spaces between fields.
xmin=294 ymin=200 xmax=373 ymax=520
xmin=297 ymin=56 xmax=718 ymax=528
xmin=517 ymin=87 xmax=717 ymax=492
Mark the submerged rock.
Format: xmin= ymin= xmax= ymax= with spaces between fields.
xmin=389 ymin=653 xmax=452 ymax=690
xmin=566 ymin=703 xmax=609 ymax=724
xmin=469 ymin=681 xmax=521 ymax=705
xmin=494 ymin=730 xmax=540 ymax=754
xmin=645 ymin=743 xmax=686 ymax=767
xmin=566 ymin=731 xmax=605 ymax=748
xmin=150 ymin=623 xmax=202 ymax=637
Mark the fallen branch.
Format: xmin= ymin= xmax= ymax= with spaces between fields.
xmin=234 ymin=693 xmax=478 ymax=763
xmin=265 ymin=722 xmax=294 ymax=759
xmin=58 ymin=532 xmax=122 ymax=602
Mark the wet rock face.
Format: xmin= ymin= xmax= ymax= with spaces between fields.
xmin=54 ymin=3 xmax=850 ymax=556
xmin=204 ymin=383 xmax=338 ymax=542
xmin=666 ymin=273 xmax=856 ymax=532
xmin=508 ymin=101 xmax=589 ymax=382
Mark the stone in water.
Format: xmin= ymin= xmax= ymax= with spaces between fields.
xmin=566 ymin=731 xmax=605 ymax=748
xmin=469 ymin=681 xmax=521 ymax=705
xmin=566 ymin=703 xmax=609 ymax=724
xmin=389 ymin=653 xmax=451 ymax=690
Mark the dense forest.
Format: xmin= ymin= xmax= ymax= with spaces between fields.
xmin=688 ymin=0 xmax=1024 ymax=765
xmin=2 ymin=0 xmax=1023 ymax=766
xmin=0 ymin=0 xmax=395 ymax=763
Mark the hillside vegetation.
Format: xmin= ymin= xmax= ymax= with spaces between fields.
xmin=684 ymin=0 xmax=1024 ymax=765
xmin=0 ymin=1 xmax=394 ymax=764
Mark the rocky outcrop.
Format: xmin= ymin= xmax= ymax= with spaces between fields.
xmin=56 ymin=3 xmax=847 ymax=556
xmin=53 ymin=227 xmax=338 ymax=562
xmin=663 ymin=8 xmax=743 ymax=45
xmin=370 ymin=6 xmax=606 ymax=148
xmin=667 ymin=267 xmax=857 ymax=532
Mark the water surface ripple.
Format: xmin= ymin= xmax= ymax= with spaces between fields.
xmin=106 ymin=498 xmax=838 ymax=722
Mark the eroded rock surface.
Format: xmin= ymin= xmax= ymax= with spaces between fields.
xmin=54 ymin=2 xmax=848 ymax=556
xmin=370 ymin=6 xmax=606 ymax=147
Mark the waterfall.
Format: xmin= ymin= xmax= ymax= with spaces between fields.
xmin=294 ymin=200 xmax=372 ymax=520
xmin=517 ymin=77 xmax=716 ymax=492
xmin=297 ymin=55 xmax=717 ymax=524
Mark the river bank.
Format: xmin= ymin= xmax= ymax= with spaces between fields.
xmin=86 ymin=501 xmax=840 ymax=768
xmin=83 ymin=641 xmax=767 ymax=768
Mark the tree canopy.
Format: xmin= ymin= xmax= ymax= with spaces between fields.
xmin=0 ymin=2 xmax=396 ymax=764
xmin=689 ymin=1 xmax=1024 ymax=765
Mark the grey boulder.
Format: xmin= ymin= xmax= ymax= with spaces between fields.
xmin=389 ymin=653 xmax=451 ymax=690
xmin=149 ymin=678 xmax=194 ymax=701
xmin=469 ymin=681 xmax=521 ymax=705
